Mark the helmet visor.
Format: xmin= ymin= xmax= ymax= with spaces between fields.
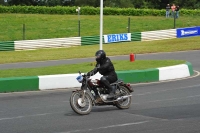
xmin=95 ymin=54 xmax=101 ymax=62
xmin=95 ymin=54 xmax=101 ymax=59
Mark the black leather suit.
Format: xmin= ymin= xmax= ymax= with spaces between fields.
xmin=87 ymin=57 xmax=118 ymax=93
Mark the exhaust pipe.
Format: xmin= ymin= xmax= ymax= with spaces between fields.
xmin=116 ymin=95 xmax=132 ymax=101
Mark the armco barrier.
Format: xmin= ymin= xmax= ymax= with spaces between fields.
xmin=81 ymin=32 xmax=141 ymax=46
xmin=81 ymin=35 xmax=102 ymax=46
xmin=0 ymin=31 xmax=141 ymax=51
xmin=0 ymin=26 xmax=199 ymax=51
xmin=141 ymin=29 xmax=176 ymax=41
xmin=14 ymin=37 xmax=81 ymax=50
xmin=0 ymin=38 xmax=81 ymax=51
xmin=131 ymin=32 xmax=141 ymax=41
xmin=0 ymin=62 xmax=193 ymax=93
xmin=0 ymin=41 xmax=15 ymax=51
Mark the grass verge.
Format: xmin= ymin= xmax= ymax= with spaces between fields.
xmin=0 ymin=14 xmax=200 ymax=41
xmin=0 ymin=36 xmax=199 ymax=64
xmin=0 ymin=60 xmax=186 ymax=78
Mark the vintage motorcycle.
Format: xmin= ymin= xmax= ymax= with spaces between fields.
xmin=70 ymin=71 xmax=134 ymax=115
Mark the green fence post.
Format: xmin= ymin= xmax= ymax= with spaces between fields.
xmin=23 ymin=24 xmax=26 ymax=40
xmin=128 ymin=17 xmax=130 ymax=33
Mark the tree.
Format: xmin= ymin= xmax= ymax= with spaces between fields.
xmin=131 ymin=0 xmax=145 ymax=8
xmin=2 ymin=0 xmax=199 ymax=9
xmin=46 ymin=0 xmax=61 ymax=6
xmin=104 ymin=0 xmax=134 ymax=8
xmin=74 ymin=0 xmax=98 ymax=7
xmin=62 ymin=0 xmax=75 ymax=6
xmin=131 ymin=0 xmax=163 ymax=9
xmin=7 ymin=0 xmax=33 ymax=5
xmin=0 ymin=0 xmax=5 ymax=5
xmin=181 ymin=0 xmax=198 ymax=9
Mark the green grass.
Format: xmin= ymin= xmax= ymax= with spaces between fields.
xmin=0 ymin=36 xmax=199 ymax=64
xmin=0 ymin=36 xmax=198 ymax=78
xmin=0 ymin=60 xmax=186 ymax=78
xmin=0 ymin=14 xmax=200 ymax=41
xmin=0 ymin=14 xmax=199 ymax=78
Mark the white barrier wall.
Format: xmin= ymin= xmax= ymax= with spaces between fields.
xmin=38 ymin=72 xmax=103 ymax=90
xmin=37 ymin=64 xmax=191 ymax=90
xmin=39 ymin=74 xmax=81 ymax=90
xmin=14 ymin=37 xmax=81 ymax=50
xmin=141 ymin=29 xmax=176 ymax=41
xmin=158 ymin=64 xmax=190 ymax=81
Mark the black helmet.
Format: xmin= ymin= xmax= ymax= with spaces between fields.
xmin=95 ymin=50 xmax=106 ymax=62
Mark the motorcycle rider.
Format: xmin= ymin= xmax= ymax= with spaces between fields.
xmin=87 ymin=50 xmax=118 ymax=100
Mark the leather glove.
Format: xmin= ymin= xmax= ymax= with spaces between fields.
xmin=86 ymin=72 xmax=90 ymax=76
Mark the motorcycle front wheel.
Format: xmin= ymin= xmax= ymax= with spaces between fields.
xmin=115 ymin=86 xmax=132 ymax=109
xmin=70 ymin=91 xmax=92 ymax=115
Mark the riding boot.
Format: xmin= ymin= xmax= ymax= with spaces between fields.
xmin=100 ymin=77 xmax=116 ymax=100
xmin=107 ymin=92 xmax=115 ymax=100
xmin=107 ymin=86 xmax=116 ymax=100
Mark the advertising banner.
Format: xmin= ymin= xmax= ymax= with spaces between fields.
xmin=104 ymin=33 xmax=131 ymax=43
xmin=177 ymin=26 xmax=200 ymax=38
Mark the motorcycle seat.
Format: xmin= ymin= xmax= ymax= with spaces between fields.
xmin=110 ymin=79 xmax=123 ymax=85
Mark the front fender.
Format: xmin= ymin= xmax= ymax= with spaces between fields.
xmin=72 ymin=89 xmax=83 ymax=93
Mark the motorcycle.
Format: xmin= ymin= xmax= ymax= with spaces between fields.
xmin=70 ymin=71 xmax=134 ymax=115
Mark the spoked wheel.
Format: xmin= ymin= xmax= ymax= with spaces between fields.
xmin=115 ymin=86 xmax=132 ymax=109
xmin=70 ymin=91 xmax=92 ymax=115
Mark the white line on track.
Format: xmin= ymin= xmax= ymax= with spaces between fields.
xmin=132 ymin=94 xmax=200 ymax=105
xmin=0 ymin=111 xmax=63 ymax=121
xmin=59 ymin=121 xmax=149 ymax=133
xmin=135 ymin=70 xmax=200 ymax=96
xmin=136 ymin=83 xmax=200 ymax=96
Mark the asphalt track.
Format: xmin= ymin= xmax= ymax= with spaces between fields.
xmin=0 ymin=50 xmax=200 ymax=133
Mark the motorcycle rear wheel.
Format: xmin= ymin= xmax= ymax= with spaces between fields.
xmin=115 ymin=86 xmax=132 ymax=109
xmin=70 ymin=91 xmax=92 ymax=115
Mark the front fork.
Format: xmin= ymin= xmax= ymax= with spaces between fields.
xmin=81 ymin=90 xmax=86 ymax=103
xmin=72 ymin=89 xmax=87 ymax=103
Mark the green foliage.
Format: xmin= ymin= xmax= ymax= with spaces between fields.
xmin=0 ymin=5 xmax=199 ymax=16
xmin=1 ymin=0 xmax=200 ymax=9
xmin=0 ymin=13 xmax=200 ymax=41
xmin=0 ymin=0 xmax=4 ymax=5
xmin=75 ymin=0 xmax=99 ymax=7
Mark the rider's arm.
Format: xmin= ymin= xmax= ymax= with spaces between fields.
xmin=86 ymin=66 xmax=98 ymax=76
xmin=97 ymin=59 xmax=110 ymax=71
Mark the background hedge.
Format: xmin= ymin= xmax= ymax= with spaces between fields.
xmin=0 ymin=6 xmax=200 ymax=16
